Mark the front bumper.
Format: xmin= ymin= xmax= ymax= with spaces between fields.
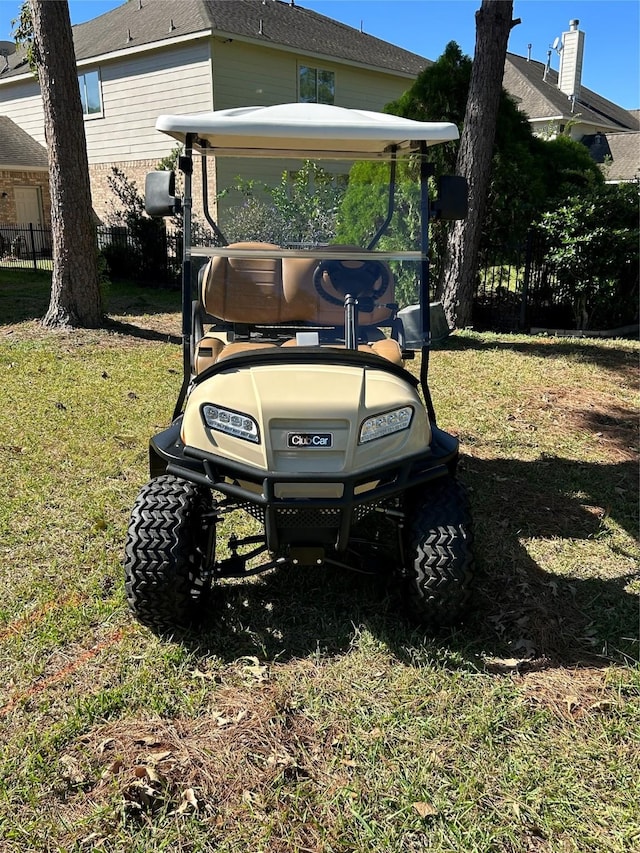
xmin=150 ymin=417 xmax=459 ymax=554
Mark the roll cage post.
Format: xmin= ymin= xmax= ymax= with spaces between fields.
xmin=367 ymin=148 xmax=397 ymax=251
xmin=201 ymin=143 xmax=228 ymax=246
xmin=173 ymin=135 xmax=194 ymax=421
xmin=420 ymin=143 xmax=437 ymax=425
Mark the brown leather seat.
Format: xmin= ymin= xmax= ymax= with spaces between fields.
xmin=195 ymin=242 xmax=400 ymax=371
xmin=280 ymin=336 xmax=403 ymax=365
xmin=194 ymin=337 xmax=279 ymax=374
xmin=202 ymin=242 xmax=285 ymax=323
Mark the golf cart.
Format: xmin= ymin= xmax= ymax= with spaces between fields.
xmin=124 ymin=102 xmax=473 ymax=633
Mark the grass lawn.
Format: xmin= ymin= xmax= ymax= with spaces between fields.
xmin=0 ymin=269 xmax=638 ymax=852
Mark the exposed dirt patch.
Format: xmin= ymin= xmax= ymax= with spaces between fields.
xmin=54 ymin=681 xmax=342 ymax=849
xmin=536 ymin=387 xmax=638 ymax=462
xmin=517 ymin=666 xmax=630 ymax=722
xmin=1 ymin=314 xmax=181 ymax=348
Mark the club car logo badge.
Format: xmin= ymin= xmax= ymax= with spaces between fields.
xmin=288 ymin=432 xmax=333 ymax=448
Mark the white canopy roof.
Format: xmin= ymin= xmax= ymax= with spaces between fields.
xmin=155 ymin=102 xmax=459 ymax=159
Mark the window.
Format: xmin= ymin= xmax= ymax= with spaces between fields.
xmin=78 ymin=70 xmax=102 ymax=116
xmin=298 ymin=66 xmax=335 ymax=105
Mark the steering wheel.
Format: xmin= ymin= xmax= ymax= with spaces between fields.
xmin=313 ymin=259 xmax=390 ymax=307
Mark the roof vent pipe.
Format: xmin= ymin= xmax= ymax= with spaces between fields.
xmin=527 ymin=43 xmax=532 ymax=61
xmin=169 ymin=18 xmax=175 ymax=32
xmin=259 ymin=18 xmax=264 ymax=35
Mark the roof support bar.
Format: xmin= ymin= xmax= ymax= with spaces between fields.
xmin=367 ymin=147 xmax=397 ymax=250
xmin=173 ymin=134 xmax=195 ymax=421
xmin=419 ymin=144 xmax=437 ymax=424
xmin=201 ymin=145 xmax=227 ymax=246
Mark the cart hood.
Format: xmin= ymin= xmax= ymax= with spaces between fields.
xmin=155 ymin=102 xmax=459 ymax=159
xmin=181 ymin=358 xmax=430 ymax=475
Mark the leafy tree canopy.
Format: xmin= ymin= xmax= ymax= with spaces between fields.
xmin=534 ymin=133 xmax=604 ymax=202
xmin=386 ymin=42 xmax=469 ymax=175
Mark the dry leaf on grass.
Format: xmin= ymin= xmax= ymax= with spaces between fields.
xmin=176 ymin=787 xmax=200 ymax=815
xmin=238 ymin=656 xmax=269 ymax=683
xmin=60 ymin=754 xmax=87 ymax=785
xmin=413 ymin=801 xmax=438 ymax=818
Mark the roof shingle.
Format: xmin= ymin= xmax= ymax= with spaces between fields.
xmin=503 ymin=53 xmax=639 ymax=132
xmin=0 ymin=116 xmax=48 ymax=168
xmin=582 ymin=131 xmax=640 ymax=182
xmin=0 ymin=0 xmax=428 ymax=79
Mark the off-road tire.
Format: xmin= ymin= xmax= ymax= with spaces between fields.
xmin=124 ymin=474 xmax=213 ymax=633
xmin=405 ymin=477 xmax=474 ymax=626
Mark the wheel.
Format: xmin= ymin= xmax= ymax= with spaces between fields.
xmin=124 ymin=474 xmax=214 ymax=633
xmin=404 ymin=477 xmax=474 ymax=626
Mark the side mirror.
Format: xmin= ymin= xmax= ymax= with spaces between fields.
xmin=144 ymin=170 xmax=181 ymax=217
xmin=431 ymin=175 xmax=468 ymax=221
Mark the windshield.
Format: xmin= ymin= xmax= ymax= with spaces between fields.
xmin=189 ymin=154 xmax=438 ymax=308
xmin=216 ymin=155 xmax=427 ymax=250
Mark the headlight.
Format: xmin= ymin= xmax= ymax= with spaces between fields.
xmin=359 ymin=406 xmax=413 ymax=444
xmin=202 ymin=404 xmax=260 ymax=444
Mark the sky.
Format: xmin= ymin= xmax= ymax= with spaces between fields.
xmin=1 ymin=0 xmax=638 ymax=109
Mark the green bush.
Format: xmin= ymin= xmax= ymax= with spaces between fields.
xmin=104 ymin=167 xmax=174 ymax=286
xmin=336 ymin=159 xmax=423 ymax=306
xmin=537 ymin=182 xmax=639 ymax=329
xmin=220 ymin=161 xmax=345 ymax=246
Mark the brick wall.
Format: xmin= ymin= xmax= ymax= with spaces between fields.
xmin=88 ymin=158 xmax=215 ymax=225
xmin=0 ymin=160 xmax=217 ymax=233
xmin=88 ymin=160 xmax=158 ymax=223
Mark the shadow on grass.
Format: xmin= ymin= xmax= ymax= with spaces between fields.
xmin=446 ymin=332 xmax=638 ymax=380
xmin=104 ymin=318 xmax=181 ymax=345
xmin=0 ymin=268 xmax=179 ymax=326
xmin=182 ymin=454 xmax=638 ymax=672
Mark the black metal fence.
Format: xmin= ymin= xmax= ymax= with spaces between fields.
xmin=0 ymin=222 xmax=184 ymax=285
xmin=0 ymin=222 xmax=612 ymax=332
xmin=96 ymin=223 xmax=182 ymax=286
xmin=473 ymin=229 xmax=574 ymax=331
xmin=0 ymin=223 xmax=53 ymax=269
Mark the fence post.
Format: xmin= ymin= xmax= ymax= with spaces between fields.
xmin=162 ymin=224 xmax=168 ymax=285
xmin=28 ymin=223 xmax=37 ymax=269
xmin=520 ymin=229 xmax=534 ymax=331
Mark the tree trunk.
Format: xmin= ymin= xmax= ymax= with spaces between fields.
xmin=30 ymin=0 xmax=102 ymax=329
xmin=441 ymin=1 xmax=517 ymax=329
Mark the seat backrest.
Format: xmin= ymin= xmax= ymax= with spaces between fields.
xmin=202 ymin=242 xmax=286 ymax=323
xmin=201 ymin=242 xmax=395 ymax=326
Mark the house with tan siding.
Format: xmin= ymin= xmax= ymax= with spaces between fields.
xmin=0 ymin=0 xmax=427 ymax=225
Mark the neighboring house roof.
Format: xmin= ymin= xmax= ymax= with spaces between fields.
xmin=503 ymin=53 xmax=639 ymax=133
xmin=0 ymin=0 xmax=428 ymax=80
xmin=0 ymin=116 xmax=48 ymax=169
xmin=582 ymin=131 xmax=640 ymax=182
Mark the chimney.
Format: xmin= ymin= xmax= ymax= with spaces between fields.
xmin=558 ymin=19 xmax=585 ymax=100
